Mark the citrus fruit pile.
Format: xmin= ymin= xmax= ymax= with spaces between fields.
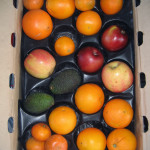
xmin=21 ymin=0 xmax=137 ymax=150
xmin=26 ymin=122 xmax=68 ymax=150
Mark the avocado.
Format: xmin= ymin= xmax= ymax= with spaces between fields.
xmin=23 ymin=92 xmax=54 ymax=115
xmin=49 ymin=69 xmax=82 ymax=94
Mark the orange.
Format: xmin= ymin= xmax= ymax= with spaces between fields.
xmin=100 ymin=0 xmax=123 ymax=15
xmin=22 ymin=9 xmax=53 ymax=40
xmin=45 ymin=134 xmax=68 ymax=150
xmin=48 ymin=106 xmax=77 ymax=135
xmin=46 ymin=0 xmax=75 ymax=19
xmin=23 ymin=0 xmax=44 ymax=10
xmin=54 ymin=36 xmax=75 ymax=56
xmin=107 ymin=129 xmax=137 ymax=150
xmin=75 ymin=0 xmax=95 ymax=11
xmin=103 ymin=99 xmax=133 ymax=128
xmin=76 ymin=10 xmax=102 ymax=36
xmin=31 ymin=123 xmax=51 ymax=141
xmin=77 ymin=128 xmax=106 ymax=150
xmin=26 ymin=137 xmax=45 ymax=150
xmin=75 ymin=83 xmax=104 ymax=114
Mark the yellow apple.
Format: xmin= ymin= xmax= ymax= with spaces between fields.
xmin=101 ymin=61 xmax=133 ymax=93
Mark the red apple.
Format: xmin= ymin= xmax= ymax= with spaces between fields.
xmin=24 ymin=49 xmax=56 ymax=79
xmin=101 ymin=25 xmax=128 ymax=51
xmin=77 ymin=46 xmax=104 ymax=73
xmin=101 ymin=61 xmax=133 ymax=93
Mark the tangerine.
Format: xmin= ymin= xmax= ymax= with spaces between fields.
xmin=54 ymin=36 xmax=75 ymax=56
xmin=26 ymin=137 xmax=45 ymax=150
xmin=22 ymin=9 xmax=53 ymax=40
xmin=45 ymin=134 xmax=68 ymax=150
xmin=75 ymin=0 xmax=95 ymax=11
xmin=23 ymin=0 xmax=44 ymax=10
xmin=76 ymin=10 xmax=102 ymax=36
xmin=100 ymin=0 xmax=123 ymax=15
xmin=48 ymin=106 xmax=77 ymax=135
xmin=46 ymin=0 xmax=75 ymax=19
xmin=107 ymin=128 xmax=137 ymax=150
xmin=31 ymin=123 xmax=51 ymax=141
xmin=103 ymin=99 xmax=133 ymax=128
xmin=77 ymin=128 xmax=106 ymax=150
xmin=75 ymin=83 xmax=105 ymax=114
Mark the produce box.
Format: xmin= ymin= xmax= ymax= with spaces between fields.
xmin=0 ymin=0 xmax=150 ymax=149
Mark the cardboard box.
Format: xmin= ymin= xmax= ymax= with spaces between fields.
xmin=0 ymin=0 xmax=149 ymax=149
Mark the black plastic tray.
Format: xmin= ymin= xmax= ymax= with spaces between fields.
xmin=19 ymin=0 xmax=135 ymax=149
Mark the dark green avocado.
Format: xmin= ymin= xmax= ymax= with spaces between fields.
xmin=23 ymin=92 xmax=54 ymax=115
xmin=49 ymin=69 xmax=82 ymax=94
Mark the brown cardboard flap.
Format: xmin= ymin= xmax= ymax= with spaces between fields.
xmin=135 ymin=0 xmax=150 ymax=149
xmin=0 ymin=1 xmax=22 ymax=150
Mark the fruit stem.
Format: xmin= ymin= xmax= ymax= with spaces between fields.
xmin=113 ymin=144 xmax=117 ymax=148
xmin=121 ymin=30 xmax=126 ymax=35
xmin=109 ymin=62 xmax=120 ymax=70
xmin=93 ymin=51 xmax=98 ymax=56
